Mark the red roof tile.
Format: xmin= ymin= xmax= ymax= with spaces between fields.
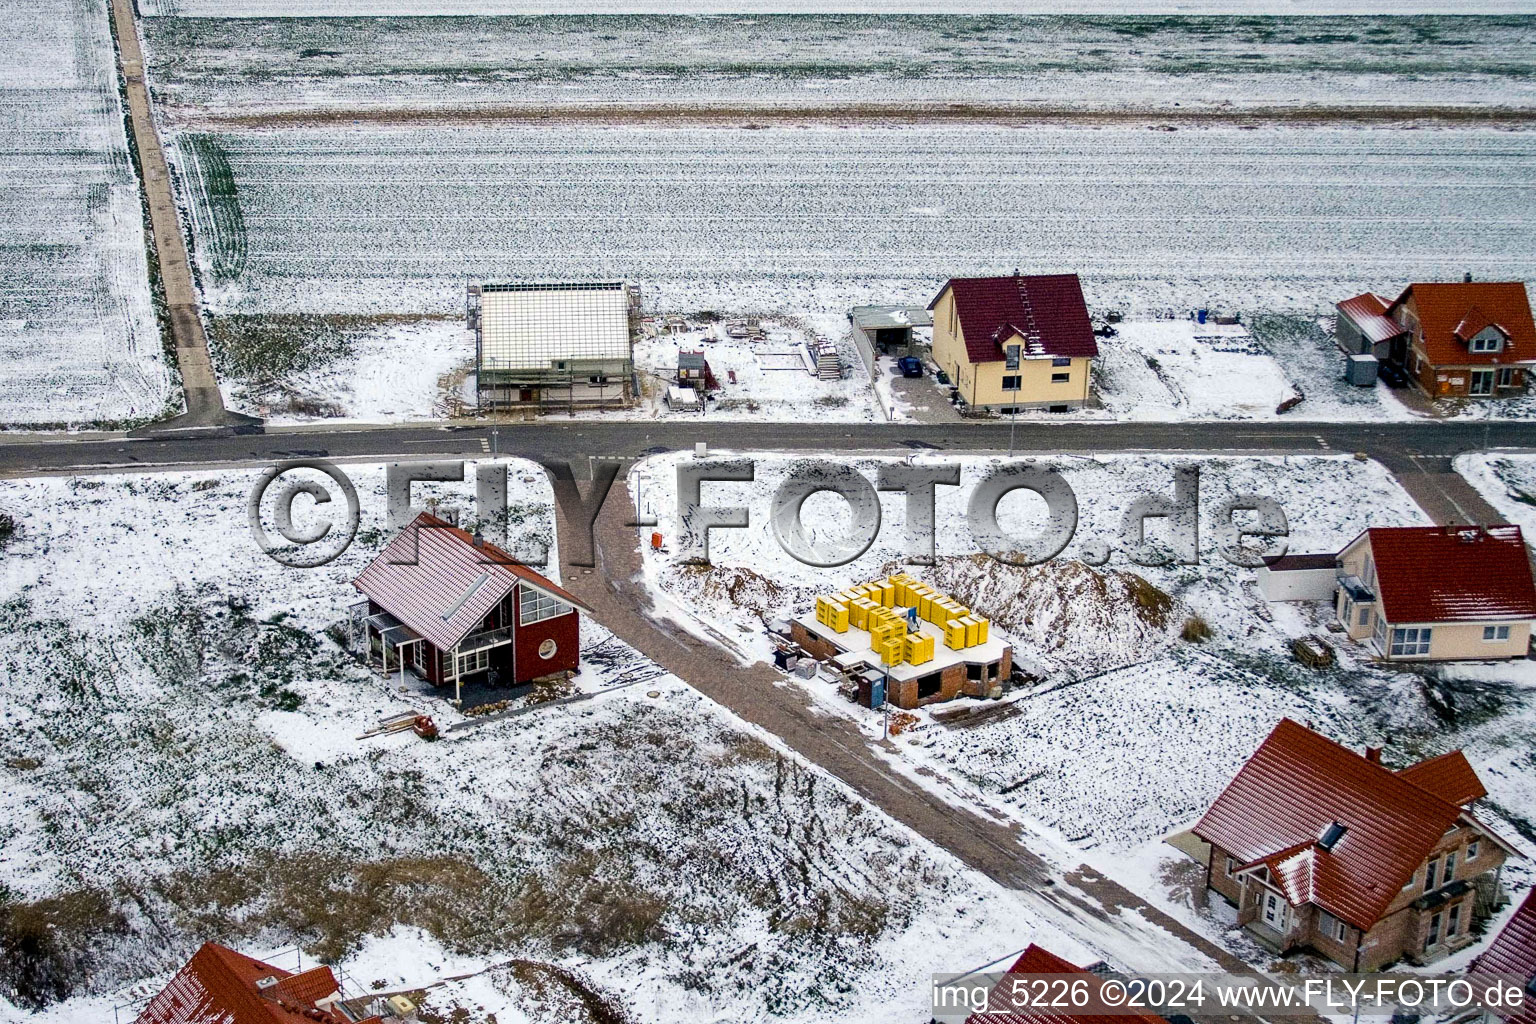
xmin=1192 ymin=719 xmax=1476 ymax=931
xmin=930 ymin=274 xmax=1098 ymax=365
xmin=963 ymin=945 xmax=1163 ymax=1024
xmin=1388 ymin=282 xmax=1536 ymax=367
xmin=1397 ymin=750 xmax=1488 ymax=807
xmin=1337 ymin=292 xmax=1407 ymax=346
xmin=353 ymin=512 xmax=588 ymax=651
xmin=1358 ymin=525 xmax=1536 ymax=625
xmin=136 ymin=945 xmax=340 ymax=1024
xmin=1471 ymin=889 xmax=1536 ymax=1024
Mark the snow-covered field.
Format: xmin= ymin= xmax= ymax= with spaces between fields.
xmin=0 ymin=462 xmax=1085 ymax=1023
xmin=1457 ymin=452 xmax=1536 ymax=535
xmin=140 ymin=15 xmax=1536 ymax=117
xmin=165 ymin=125 xmax=1536 ymax=323
xmin=0 ymin=0 xmax=171 ymax=427
xmin=133 ymin=1 xmax=1536 ymax=17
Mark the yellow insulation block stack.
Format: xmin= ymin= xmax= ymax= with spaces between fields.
xmin=869 ymin=621 xmax=901 ymax=651
xmin=848 ymin=597 xmax=876 ymax=630
xmin=957 ymin=615 xmax=980 ymax=648
xmin=973 ymin=616 xmax=989 ymax=644
xmin=877 ymin=637 xmax=905 ymax=666
xmin=815 ymin=596 xmax=849 ymax=633
xmin=943 ymin=620 xmax=967 ymax=650
xmin=904 ymin=632 xmax=934 ymax=666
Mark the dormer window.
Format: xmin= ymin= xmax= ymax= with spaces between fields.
xmin=1470 ymin=333 xmax=1503 ymax=353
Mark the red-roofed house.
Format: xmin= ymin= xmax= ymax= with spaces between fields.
xmin=353 ymin=512 xmax=591 ymax=700
xmin=135 ymin=943 xmax=402 ymax=1024
xmin=1193 ymin=719 xmax=1518 ymax=970
xmin=929 ymin=273 xmax=1098 ymax=413
xmin=1334 ymin=525 xmax=1536 ymax=662
xmin=1336 ymin=281 xmax=1535 ymax=398
xmin=961 ymin=945 xmax=1164 ymax=1024
xmin=1470 ymin=888 xmax=1536 ymax=1024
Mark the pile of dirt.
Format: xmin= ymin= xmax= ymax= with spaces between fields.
xmin=681 ymin=564 xmax=800 ymax=620
xmin=926 ymin=555 xmax=1182 ymax=675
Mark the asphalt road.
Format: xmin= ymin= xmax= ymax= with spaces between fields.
xmin=0 ymin=417 xmax=1529 ymax=478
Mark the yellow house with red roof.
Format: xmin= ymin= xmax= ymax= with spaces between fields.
xmin=929 ymin=272 xmax=1098 ymax=413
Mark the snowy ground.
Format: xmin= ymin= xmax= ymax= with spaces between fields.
xmin=134 ymin=3 xmax=1536 ymax=23
xmin=163 ymin=125 xmax=1536 ymax=323
xmin=615 ymin=315 xmax=888 ymax=423
xmin=628 ymin=450 xmax=1536 ymax=962
xmin=0 ymin=461 xmax=1093 ymax=1024
xmin=214 ymin=317 xmax=474 ymax=424
xmin=1456 ymin=452 xmax=1536 ymax=535
xmin=0 ymin=0 xmax=172 ymax=427
xmin=139 ymin=15 xmax=1536 ymax=118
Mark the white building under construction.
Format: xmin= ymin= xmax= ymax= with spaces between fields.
xmin=468 ymin=281 xmax=641 ymax=414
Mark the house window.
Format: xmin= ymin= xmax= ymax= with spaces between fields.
xmin=1357 ymin=606 xmax=1371 ymax=627
xmin=1318 ymin=911 xmax=1348 ymax=943
xmin=519 ymin=586 xmax=568 ymax=625
xmin=1427 ymin=911 xmax=1442 ymax=947
xmin=1002 ymin=375 xmax=1021 ymax=391
xmin=1467 ymin=840 xmax=1479 ymax=862
xmin=1448 ymin=903 xmax=1462 ymax=937
xmin=1052 ymin=357 xmax=1072 ymax=367
xmin=1373 ymin=614 xmax=1388 ymax=651
xmin=1425 ymin=857 xmax=1439 ymax=891
xmin=1390 ymin=627 xmax=1432 ymax=657
xmin=1470 ymin=335 xmax=1502 ymax=353
xmin=1444 ymin=850 xmax=1457 ymax=881
xmin=1470 ymin=369 xmax=1495 ymax=396
xmin=1225 ymin=856 xmax=1235 ymax=876
xmin=1497 ymin=367 xmax=1515 ymax=387
xmin=455 ymin=648 xmax=489 ymax=678
xmin=1051 ymin=372 xmax=1071 ymax=383
xmin=1484 ymin=625 xmax=1511 ymax=642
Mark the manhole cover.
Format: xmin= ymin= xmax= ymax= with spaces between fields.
xmin=646 ymin=690 xmax=662 ymax=698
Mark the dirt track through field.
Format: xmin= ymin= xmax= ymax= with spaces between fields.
xmin=110 ymin=0 xmax=252 ymax=429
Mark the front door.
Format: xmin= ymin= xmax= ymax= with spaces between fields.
xmin=1470 ymin=369 xmax=1495 ymax=396
xmin=1427 ymin=911 xmax=1442 ymax=947
xmin=1262 ymin=892 xmax=1284 ymax=929
xmin=1390 ymin=337 xmax=1408 ymax=364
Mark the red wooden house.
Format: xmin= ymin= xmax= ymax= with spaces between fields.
xmin=135 ymin=943 xmax=404 ymax=1024
xmin=353 ymin=512 xmax=589 ymax=700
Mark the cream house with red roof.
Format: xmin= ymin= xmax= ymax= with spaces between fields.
xmin=929 ymin=272 xmax=1098 ymax=413
xmin=1336 ymin=280 xmax=1535 ymax=398
xmin=1334 ymin=525 xmax=1536 ymax=662
xmin=1194 ymin=719 xmax=1518 ymax=970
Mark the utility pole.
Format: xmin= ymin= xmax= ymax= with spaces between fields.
xmin=491 ymin=426 xmax=499 ymax=459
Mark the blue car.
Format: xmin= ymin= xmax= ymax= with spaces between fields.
xmin=897 ymin=356 xmax=924 ymax=378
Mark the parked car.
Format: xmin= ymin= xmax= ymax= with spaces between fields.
xmin=896 ymin=356 xmax=924 ymax=378
xmin=1377 ymin=361 xmax=1409 ymax=388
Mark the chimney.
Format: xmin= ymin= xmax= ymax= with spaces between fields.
xmin=1013 ymin=267 xmax=1020 ymax=277
xmin=471 ymin=530 xmax=484 ymax=548
xmin=1464 ymin=271 xmax=1473 ymax=283
xmin=1365 ymin=746 xmax=1382 ymax=764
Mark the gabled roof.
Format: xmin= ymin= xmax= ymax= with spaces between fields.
xmin=1337 ymin=292 xmax=1407 ymax=345
xmin=353 ymin=512 xmax=588 ymax=651
xmin=1471 ymin=889 xmax=1536 ymax=1024
xmin=1397 ymin=750 xmax=1488 ymax=807
xmin=1355 ymin=525 xmax=1536 ymax=625
xmin=1388 ymin=281 xmax=1536 ymax=367
xmin=136 ymin=944 xmax=345 ymax=1024
xmin=929 ymin=274 xmax=1098 ymax=365
xmin=963 ymin=945 xmax=1163 ymax=1024
xmin=1192 ymin=719 xmax=1485 ymax=931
